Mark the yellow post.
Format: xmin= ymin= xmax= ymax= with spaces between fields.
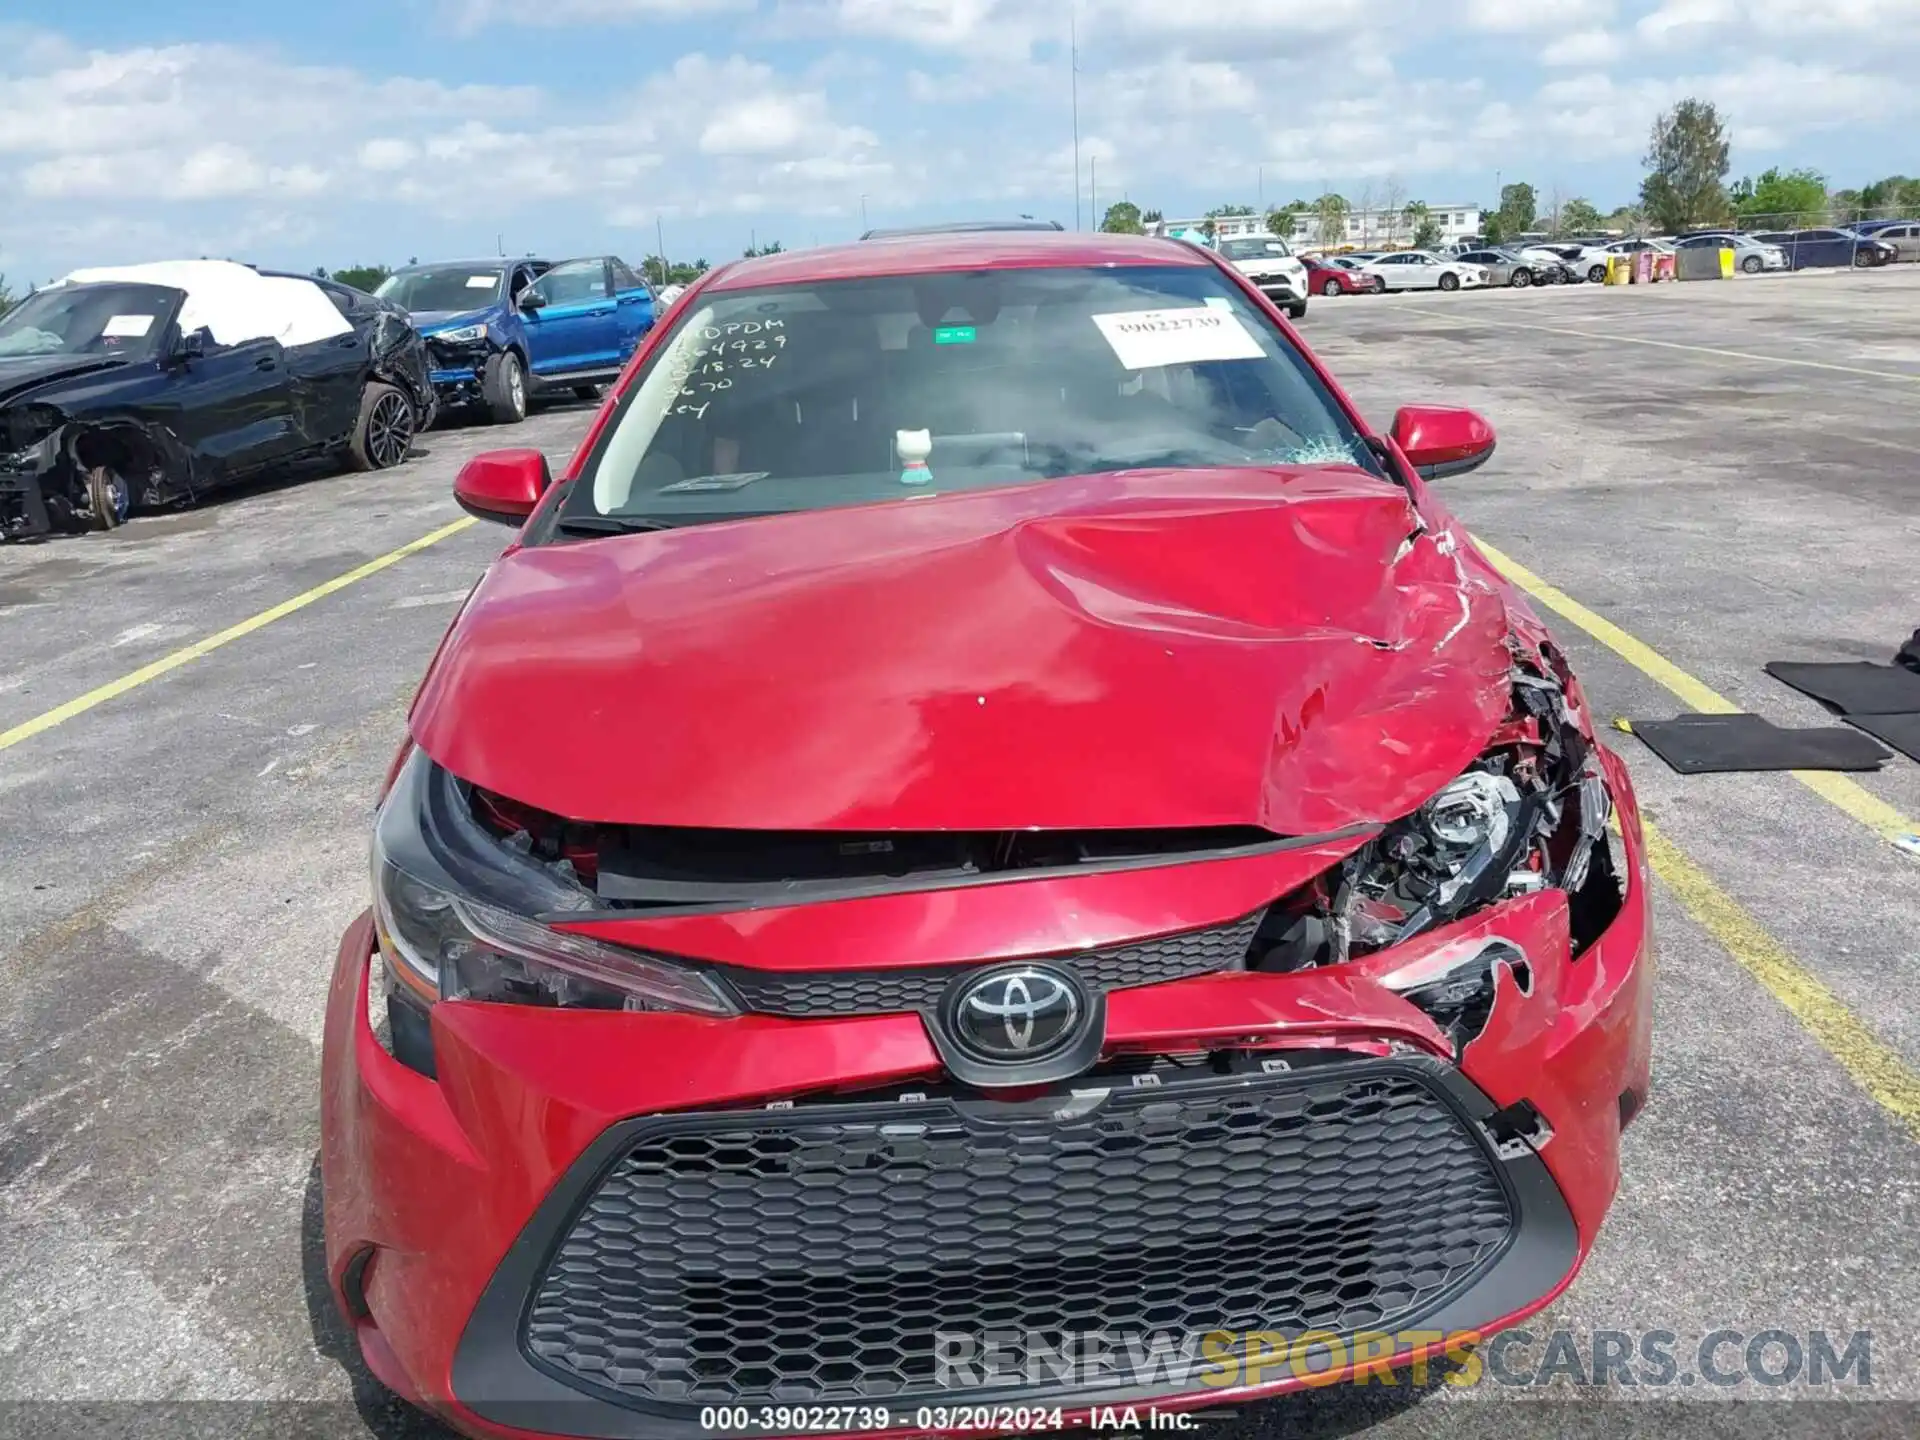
xmin=1719 ymin=246 xmax=1735 ymax=278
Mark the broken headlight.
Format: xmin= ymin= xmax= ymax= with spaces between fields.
xmin=430 ymin=324 xmax=487 ymax=344
xmin=1254 ymin=657 xmax=1617 ymax=971
xmin=371 ymin=747 xmax=736 ymax=1027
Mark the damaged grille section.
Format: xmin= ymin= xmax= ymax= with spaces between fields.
xmin=1249 ymin=647 xmax=1625 ymax=984
xmin=467 ymin=787 xmax=1283 ymax=911
xmin=522 ymin=1065 xmax=1515 ymax=1408
xmin=716 ymin=912 xmax=1262 ymax=1017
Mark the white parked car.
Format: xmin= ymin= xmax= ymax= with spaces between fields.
xmin=1217 ymin=235 xmax=1311 ymax=318
xmin=1672 ymin=233 xmax=1789 ymax=273
xmin=1360 ymin=251 xmax=1489 ymax=292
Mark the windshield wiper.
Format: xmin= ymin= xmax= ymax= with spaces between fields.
xmin=554 ymin=513 xmax=678 ymax=536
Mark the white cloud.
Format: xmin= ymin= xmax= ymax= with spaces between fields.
xmin=1541 ymin=29 xmax=1624 ymax=66
xmin=443 ymin=0 xmax=752 ymax=29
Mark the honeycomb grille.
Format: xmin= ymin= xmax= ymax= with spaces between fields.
xmin=523 ymin=1066 xmax=1514 ymax=1408
xmin=716 ymin=912 xmax=1261 ymax=1018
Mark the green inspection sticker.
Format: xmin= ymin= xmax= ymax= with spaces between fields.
xmin=933 ymin=325 xmax=977 ymax=345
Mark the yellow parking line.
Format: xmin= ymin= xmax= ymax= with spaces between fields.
xmin=1431 ymin=316 xmax=1920 ymax=385
xmin=1475 ymin=539 xmax=1920 ymax=854
xmin=1643 ymin=818 xmax=1920 ymax=1142
xmin=0 ymin=516 xmax=478 ymax=754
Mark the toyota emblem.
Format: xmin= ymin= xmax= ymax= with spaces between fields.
xmin=950 ymin=966 xmax=1083 ymax=1061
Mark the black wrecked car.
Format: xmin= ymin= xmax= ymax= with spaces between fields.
xmin=1 ymin=261 xmax=433 ymax=539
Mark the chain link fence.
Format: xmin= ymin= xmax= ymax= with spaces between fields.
xmin=1667 ymin=208 xmax=1920 ymax=268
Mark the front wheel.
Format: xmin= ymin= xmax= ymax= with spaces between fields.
xmin=1588 ymin=264 xmax=1608 ymax=283
xmin=1511 ymin=269 xmax=1532 ymax=288
xmin=1438 ymin=272 xmax=1460 ymax=292
xmin=1322 ymin=278 xmax=1343 ymax=297
xmin=483 ymin=351 xmax=528 ymax=425
xmin=1286 ymin=301 xmax=1307 ymax=319
xmin=86 ymin=465 xmax=132 ymax=531
xmin=1853 ymin=250 xmax=1874 ymax=268
xmin=347 ymin=382 xmax=416 ymax=471
xmin=1742 ymin=254 xmax=1763 ymax=274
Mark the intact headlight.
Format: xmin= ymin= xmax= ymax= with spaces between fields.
xmin=431 ymin=323 xmax=487 ymax=344
xmin=370 ymin=747 xmax=736 ymax=1017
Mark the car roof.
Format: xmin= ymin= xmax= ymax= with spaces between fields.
xmin=860 ymin=220 xmax=1064 ymax=239
xmin=703 ymin=230 xmax=1213 ymax=291
xmin=393 ymin=258 xmax=548 ymax=270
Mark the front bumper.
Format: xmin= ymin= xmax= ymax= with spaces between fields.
xmin=1247 ymin=274 xmax=1304 ymax=304
xmin=426 ymin=336 xmax=495 ymax=403
xmin=0 ymin=466 xmax=54 ymax=539
xmin=321 ymin=751 xmax=1654 ymax=1439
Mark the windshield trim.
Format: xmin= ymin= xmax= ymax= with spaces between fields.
xmin=547 ymin=263 xmax=1382 ymax=543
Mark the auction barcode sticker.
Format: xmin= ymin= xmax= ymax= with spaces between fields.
xmin=1091 ymin=306 xmax=1264 ymax=370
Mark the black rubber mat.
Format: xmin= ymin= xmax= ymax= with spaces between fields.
xmin=1764 ymin=660 xmax=1920 ymax=716
xmin=1632 ymin=712 xmax=1891 ymax=774
xmin=1847 ymin=712 xmax=1920 ymax=765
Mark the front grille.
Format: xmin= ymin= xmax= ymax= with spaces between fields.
xmin=522 ymin=1065 xmax=1515 ymax=1409
xmin=714 ymin=913 xmax=1260 ymax=1017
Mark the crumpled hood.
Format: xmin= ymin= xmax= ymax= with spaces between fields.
xmin=0 ymin=354 xmax=129 ymax=406
xmin=410 ymin=308 xmax=494 ymax=334
xmin=411 ymin=466 xmax=1516 ymax=834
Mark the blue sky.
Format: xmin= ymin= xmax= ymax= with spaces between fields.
xmin=2 ymin=1 xmax=1915 ymax=284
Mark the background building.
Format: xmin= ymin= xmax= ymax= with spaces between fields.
xmin=1149 ymin=205 xmax=1485 ymax=250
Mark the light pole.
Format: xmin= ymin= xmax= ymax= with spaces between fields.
xmin=860 ymin=194 xmax=869 ymax=232
xmin=1070 ymin=6 xmax=1081 ymax=230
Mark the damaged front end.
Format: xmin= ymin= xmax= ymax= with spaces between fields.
xmin=1 ymin=403 xmax=70 ymax=539
xmin=1 ymin=403 xmax=193 ymax=539
xmin=1249 ymin=644 xmax=1626 ymax=1051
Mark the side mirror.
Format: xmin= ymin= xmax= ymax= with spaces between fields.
xmin=454 ymin=449 xmax=552 ymax=525
xmin=516 ymin=289 xmax=546 ymax=313
xmin=174 ymin=327 xmax=209 ymax=362
xmin=1389 ymin=405 xmax=1496 ymax=480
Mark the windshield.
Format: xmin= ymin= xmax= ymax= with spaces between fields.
xmin=0 ymin=283 xmax=181 ymax=360
xmin=1220 ymin=237 xmax=1292 ymax=261
xmin=375 ymin=265 xmax=505 ymax=313
xmin=563 ymin=263 xmax=1380 ymax=532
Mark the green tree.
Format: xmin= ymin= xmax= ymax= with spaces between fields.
xmin=1312 ymin=192 xmax=1349 ymax=247
xmin=1640 ymin=98 xmax=1731 ymax=232
xmin=1730 ymin=166 xmax=1827 ymax=226
xmin=1100 ymin=200 xmax=1144 ymax=234
xmin=1265 ymin=200 xmax=1307 ymax=238
xmin=644 ymin=256 xmax=709 ymax=286
xmin=1496 ymin=182 xmax=1537 ymax=236
xmin=1205 ymin=203 xmax=1255 ymax=218
xmin=331 ymin=264 xmax=391 ymax=293
xmin=743 ymin=241 xmax=785 ymax=258
xmin=1858 ymin=175 xmax=1920 ymax=215
xmin=1401 ymin=203 xmax=1441 ymax=249
xmin=1482 ymin=214 xmax=1505 ymax=244
xmin=1557 ymin=197 xmax=1602 ymax=235
xmin=0 ymin=273 xmax=15 ymax=317
xmin=1141 ymin=208 xmax=1164 ymax=224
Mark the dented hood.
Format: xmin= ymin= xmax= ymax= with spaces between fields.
xmin=411 ymin=466 xmax=1515 ymax=834
xmin=0 ymin=354 xmax=131 ymax=406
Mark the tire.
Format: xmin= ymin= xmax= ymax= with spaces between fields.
xmin=1741 ymin=255 xmax=1762 ymax=274
xmin=1438 ymin=272 xmax=1460 ymax=292
xmin=1322 ymin=278 xmax=1343 ymax=297
xmin=482 ymin=350 xmax=528 ymax=425
xmin=1510 ymin=269 xmax=1532 ymax=288
xmin=347 ymin=382 xmax=416 ymax=471
xmin=572 ymin=384 xmax=601 ymax=402
xmin=86 ymin=465 xmax=131 ymax=531
xmin=1286 ymin=301 xmax=1307 ymax=320
xmin=1853 ymin=250 xmax=1873 ymax=268
xmin=1588 ymin=264 xmax=1607 ymax=284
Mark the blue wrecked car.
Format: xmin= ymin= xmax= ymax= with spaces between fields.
xmin=375 ymin=256 xmax=658 ymax=425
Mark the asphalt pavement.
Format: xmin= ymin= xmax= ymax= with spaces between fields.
xmin=1 ymin=270 xmax=1917 ymax=1440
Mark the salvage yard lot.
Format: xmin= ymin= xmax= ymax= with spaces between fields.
xmin=2 ymin=271 xmax=1918 ymax=1437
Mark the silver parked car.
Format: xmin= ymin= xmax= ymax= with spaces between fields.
xmin=1672 ymin=233 xmax=1788 ymax=273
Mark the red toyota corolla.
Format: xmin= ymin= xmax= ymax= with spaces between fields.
xmin=322 ymin=230 xmax=1652 ymax=1439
